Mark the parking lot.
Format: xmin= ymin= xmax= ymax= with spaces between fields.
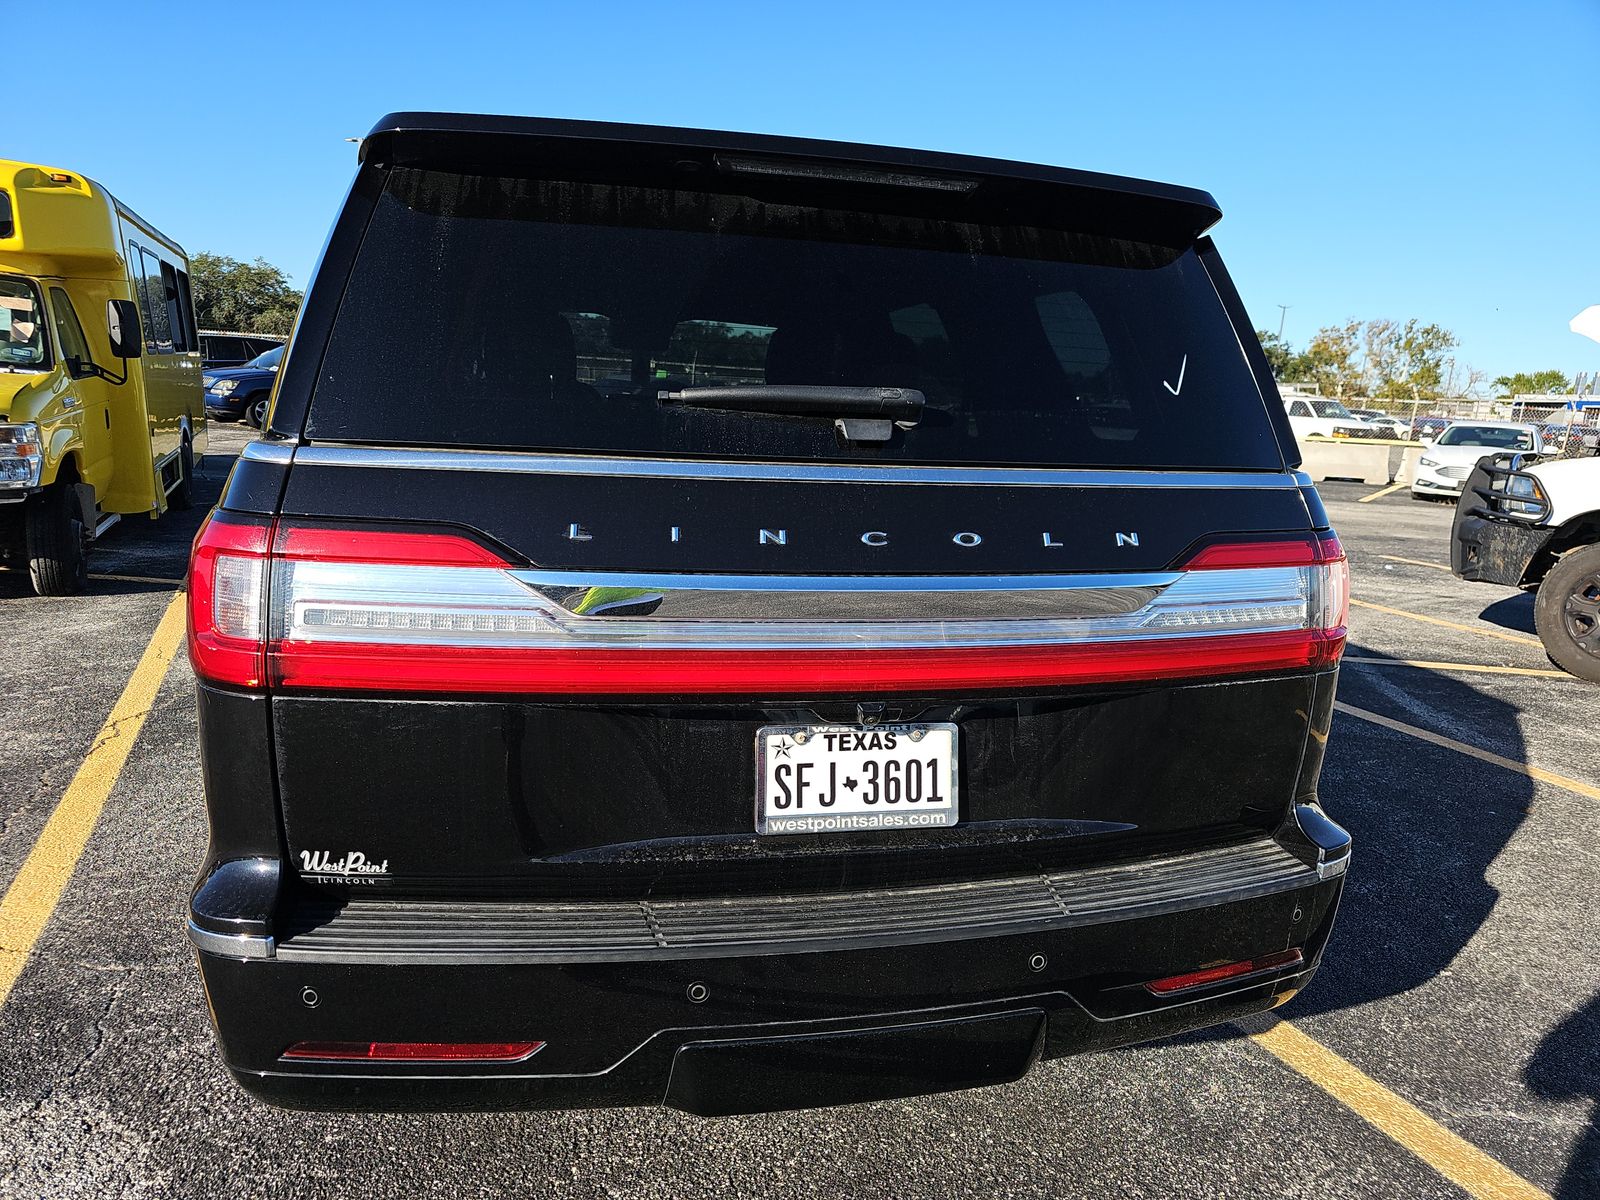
xmin=0 ymin=430 xmax=1595 ymax=1200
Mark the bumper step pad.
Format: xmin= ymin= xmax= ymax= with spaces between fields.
xmin=274 ymin=838 xmax=1320 ymax=964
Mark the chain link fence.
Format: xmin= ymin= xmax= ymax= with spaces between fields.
xmin=1288 ymin=389 xmax=1600 ymax=460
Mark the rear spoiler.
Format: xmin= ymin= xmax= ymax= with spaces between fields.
xmin=358 ymin=112 xmax=1223 ymax=247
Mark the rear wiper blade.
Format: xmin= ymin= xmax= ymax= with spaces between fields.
xmin=657 ymin=384 xmax=924 ymax=424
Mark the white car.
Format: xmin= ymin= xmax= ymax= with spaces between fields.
xmin=1283 ymin=396 xmax=1378 ymax=440
xmin=1411 ymin=421 xmax=1544 ymax=500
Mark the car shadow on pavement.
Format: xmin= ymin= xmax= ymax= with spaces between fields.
xmin=0 ymin=572 xmax=182 ymax=600
xmin=1157 ymin=645 xmax=1532 ymax=1027
xmin=0 ymin=570 xmax=37 ymax=599
xmin=1266 ymin=645 xmax=1532 ymax=1024
xmin=1141 ymin=646 xmax=1589 ymax=1174
xmin=1478 ymin=591 xmax=1538 ymax=636
xmin=1527 ymin=991 xmax=1600 ymax=1198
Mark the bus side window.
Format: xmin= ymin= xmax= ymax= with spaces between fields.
xmin=137 ymin=246 xmax=173 ymax=353
xmin=162 ymin=261 xmax=193 ymax=352
xmin=129 ymin=240 xmax=154 ymax=350
xmin=173 ymin=268 xmax=197 ymax=353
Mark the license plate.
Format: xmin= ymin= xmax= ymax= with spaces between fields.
xmin=755 ymin=723 xmax=959 ymax=835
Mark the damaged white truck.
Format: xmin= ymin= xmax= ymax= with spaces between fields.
xmin=1453 ymin=454 xmax=1600 ymax=681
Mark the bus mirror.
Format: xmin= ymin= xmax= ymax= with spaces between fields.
xmin=107 ymin=299 xmax=142 ymax=359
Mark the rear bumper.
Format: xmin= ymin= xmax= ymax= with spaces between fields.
xmin=192 ymin=813 xmax=1349 ymax=1113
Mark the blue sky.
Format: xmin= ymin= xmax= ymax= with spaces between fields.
xmin=16 ymin=0 xmax=1599 ymax=383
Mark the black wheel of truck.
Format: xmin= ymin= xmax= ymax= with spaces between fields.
xmin=169 ymin=436 xmax=196 ymax=510
xmin=24 ymin=483 xmax=89 ymax=597
xmin=1534 ymin=543 xmax=1600 ymax=683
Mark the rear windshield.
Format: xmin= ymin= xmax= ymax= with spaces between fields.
xmin=306 ymin=168 xmax=1283 ymax=468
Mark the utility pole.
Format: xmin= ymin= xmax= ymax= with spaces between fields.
xmin=1276 ymin=305 xmax=1291 ymax=339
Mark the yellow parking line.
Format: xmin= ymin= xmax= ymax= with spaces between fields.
xmin=1334 ymin=700 xmax=1600 ymax=802
xmin=0 ymin=594 xmax=187 ymax=1009
xmin=1358 ymin=482 xmax=1408 ymax=503
xmin=1348 ymin=598 xmax=1542 ymax=648
xmin=1342 ymin=656 xmax=1570 ymax=679
xmin=1252 ymin=1021 xmax=1550 ymax=1200
xmin=1377 ymin=554 xmax=1451 ymax=572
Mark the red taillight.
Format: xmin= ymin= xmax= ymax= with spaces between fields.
xmin=1182 ymin=537 xmax=1319 ymax=569
xmin=281 ymin=1040 xmax=544 ymax=1063
xmin=271 ymin=629 xmax=1341 ymax=695
xmin=274 ymin=524 xmax=510 ymax=566
xmin=187 ymin=513 xmax=272 ymax=689
xmin=1180 ymin=532 xmax=1347 ymax=654
xmin=1143 ymin=948 xmax=1305 ymax=996
xmin=1179 ymin=532 xmax=1344 ymax=570
xmin=185 ymin=520 xmax=1348 ymax=696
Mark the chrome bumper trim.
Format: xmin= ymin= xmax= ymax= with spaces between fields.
xmin=188 ymin=920 xmax=276 ymax=960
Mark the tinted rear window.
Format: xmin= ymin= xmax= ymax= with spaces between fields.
xmin=307 ymin=168 xmax=1283 ymax=468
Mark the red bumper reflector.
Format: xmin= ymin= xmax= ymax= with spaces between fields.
xmin=281 ymin=1040 xmax=545 ymax=1063
xmin=1143 ymin=949 xmax=1305 ymax=996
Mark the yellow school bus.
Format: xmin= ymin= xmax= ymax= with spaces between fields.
xmin=0 ymin=158 xmax=205 ymax=594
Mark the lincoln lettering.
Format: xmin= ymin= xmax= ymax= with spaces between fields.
xmin=562 ymin=524 xmax=1139 ymax=549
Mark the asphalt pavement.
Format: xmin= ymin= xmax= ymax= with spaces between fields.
xmin=0 ymin=438 xmax=1594 ymax=1199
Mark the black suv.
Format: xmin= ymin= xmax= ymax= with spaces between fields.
xmin=186 ymin=113 xmax=1351 ymax=1115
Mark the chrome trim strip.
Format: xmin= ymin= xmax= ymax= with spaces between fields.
xmin=513 ymin=569 xmax=1182 ymax=593
xmin=187 ymin=920 xmax=276 ymax=960
xmin=1316 ymin=854 xmax=1351 ymax=881
xmin=241 ymin=440 xmax=296 ymax=465
xmin=278 ymin=563 xmax=1313 ymax=650
xmin=294 ymin=444 xmax=1305 ymax=489
xmin=513 ymin=569 xmax=1177 ymax=622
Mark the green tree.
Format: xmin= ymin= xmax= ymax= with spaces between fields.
xmin=1493 ymin=369 xmax=1571 ymax=396
xmin=1302 ymin=321 xmax=1365 ymax=399
xmin=189 ymin=253 xmax=303 ymax=335
xmin=1366 ymin=319 xmax=1459 ymax=402
xmin=1256 ymin=330 xmax=1300 ymax=380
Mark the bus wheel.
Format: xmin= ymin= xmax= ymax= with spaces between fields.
xmin=1535 ymin=544 xmax=1600 ymax=683
xmin=24 ymin=483 xmax=89 ymax=596
xmin=170 ymin=437 xmax=196 ymax=510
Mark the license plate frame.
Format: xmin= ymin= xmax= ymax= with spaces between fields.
xmin=754 ymin=722 xmax=960 ymax=836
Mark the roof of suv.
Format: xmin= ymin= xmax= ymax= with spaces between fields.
xmin=358 ymin=112 xmax=1224 ymax=245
